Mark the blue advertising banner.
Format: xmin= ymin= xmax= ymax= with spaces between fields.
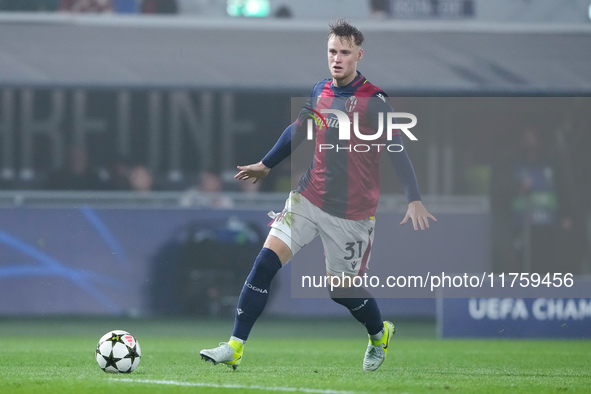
xmin=438 ymin=297 xmax=591 ymax=339
xmin=0 ymin=207 xmax=270 ymax=316
xmin=0 ymin=206 xmax=487 ymax=317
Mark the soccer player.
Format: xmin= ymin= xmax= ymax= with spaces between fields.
xmin=200 ymin=19 xmax=436 ymax=372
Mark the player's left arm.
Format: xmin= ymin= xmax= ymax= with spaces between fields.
xmin=400 ymin=199 xmax=437 ymax=231
xmin=369 ymin=93 xmax=437 ymax=230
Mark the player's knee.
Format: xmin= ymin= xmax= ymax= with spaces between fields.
xmin=247 ymin=247 xmax=282 ymax=285
xmin=263 ymin=235 xmax=292 ymax=264
xmin=329 ymin=285 xmax=373 ymax=302
xmin=328 ymin=286 xmax=359 ymax=302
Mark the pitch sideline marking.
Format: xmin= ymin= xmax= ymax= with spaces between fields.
xmin=114 ymin=378 xmax=356 ymax=393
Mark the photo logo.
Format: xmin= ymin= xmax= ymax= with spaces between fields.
xmin=305 ymin=108 xmax=418 ymax=153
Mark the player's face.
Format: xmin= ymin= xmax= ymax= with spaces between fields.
xmin=327 ymin=35 xmax=363 ymax=87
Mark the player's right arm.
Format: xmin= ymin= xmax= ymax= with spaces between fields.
xmin=235 ymin=161 xmax=271 ymax=184
xmin=234 ymin=121 xmax=295 ymax=184
xmin=235 ymin=84 xmax=319 ymax=183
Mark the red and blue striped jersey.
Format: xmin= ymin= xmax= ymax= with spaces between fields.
xmin=262 ymin=72 xmax=421 ymax=220
xmin=295 ymin=73 xmax=404 ymax=220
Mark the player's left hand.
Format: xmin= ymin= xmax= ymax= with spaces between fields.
xmin=400 ymin=200 xmax=437 ymax=230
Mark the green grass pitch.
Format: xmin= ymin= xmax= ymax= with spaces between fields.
xmin=0 ymin=317 xmax=589 ymax=393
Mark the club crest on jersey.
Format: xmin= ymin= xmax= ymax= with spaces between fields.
xmin=345 ymin=96 xmax=357 ymax=112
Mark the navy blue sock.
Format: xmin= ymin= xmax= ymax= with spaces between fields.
xmin=329 ymin=287 xmax=384 ymax=336
xmin=232 ymin=248 xmax=282 ymax=341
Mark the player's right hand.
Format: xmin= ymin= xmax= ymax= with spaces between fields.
xmin=235 ymin=161 xmax=270 ymax=184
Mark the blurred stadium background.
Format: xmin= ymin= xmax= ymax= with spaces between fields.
xmin=1 ymin=0 xmax=590 ymax=339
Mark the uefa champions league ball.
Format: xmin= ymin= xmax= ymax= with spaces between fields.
xmin=95 ymin=330 xmax=141 ymax=373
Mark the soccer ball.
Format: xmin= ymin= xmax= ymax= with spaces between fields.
xmin=95 ymin=330 xmax=141 ymax=373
